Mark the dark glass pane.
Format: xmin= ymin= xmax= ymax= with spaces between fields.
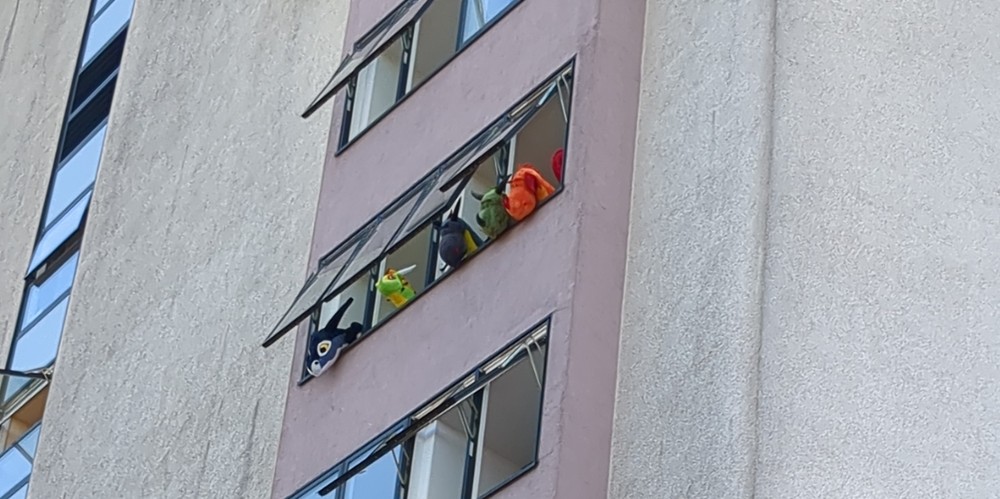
xmin=72 ymin=31 xmax=126 ymax=111
xmin=62 ymin=78 xmax=116 ymax=160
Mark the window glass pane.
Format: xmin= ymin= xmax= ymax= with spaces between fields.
xmin=475 ymin=344 xmax=545 ymax=497
xmin=295 ymin=470 xmax=341 ymax=499
xmin=10 ymin=296 xmax=70 ymax=373
xmin=330 ymin=184 xmax=428 ymax=298
xmin=7 ymin=484 xmax=28 ymax=499
xmin=23 ymin=252 xmax=79 ymax=326
xmin=303 ymin=0 xmax=432 ymax=117
xmin=343 ymin=445 xmax=406 ymax=499
xmin=348 ymin=37 xmax=406 ymax=141
xmin=461 ymin=0 xmax=516 ymax=42
xmin=409 ymin=0 xmax=461 ymax=87
xmin=264 ymin=231 xmax=368 ymax=346
xmin=408 ymin=401 xmax=476 ymax=499
xmin=81 ymin=0 xmax=133 ymax=66
xmin=27 ymin=192 xmax=90 ymax=276
xmin=45 ymin=125 xmax=106 ymax=226
xmin=0 ymin=449 xmax=31 ymax=495
xmin=16 ymin=426 xmax=41 ymax=458
xmin=93 ymin=0 xmax=113 ymax=15
xmin=509 ymin=85 xmax=569 ymax=189
xmin=374 ymin=225 xmax=433 ymax=324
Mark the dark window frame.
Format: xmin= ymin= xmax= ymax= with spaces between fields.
xmin=288 ymin=316 xmax=552 ymax=499
xmin=291 ymin=63 xmax=574 ymax=384
xmin=324 ymin=0 xmax=525 ymax=154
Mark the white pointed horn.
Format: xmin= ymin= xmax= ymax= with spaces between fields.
xmin=396 ymin=264 xmax=417 ymax=276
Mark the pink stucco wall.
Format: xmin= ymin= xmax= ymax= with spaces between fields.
xmin=271 ymin=0 xmax=646 ymax=497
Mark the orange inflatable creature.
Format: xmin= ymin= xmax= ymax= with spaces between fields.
xmin=502 ymin=164 xmax=556 ymax=222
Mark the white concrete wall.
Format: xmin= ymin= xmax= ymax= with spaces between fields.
xmin=27 ymin=0 xmax=350 ymax=497
xmin=613 ymin=0 xmax=1000 ymax=497
xmin=0 ymin=0 xmax=88 ymax=365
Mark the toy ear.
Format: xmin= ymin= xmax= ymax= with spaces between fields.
xmin=328 ymin=297 xmax=354 ymax=328
xmin=448 ymin=203 xmax=461 ymax=220
xmin=471 ymin=190 xmax=484 ymax=201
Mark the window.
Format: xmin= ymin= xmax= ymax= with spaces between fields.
xmin=0 ymin=423 xmax=41 ymax=499
xmin=301 ymin=0 xmax=525 ymax=147
xmin=81 ymin=0 xmax=135 ymax=67
xmin=460 ymin=0 xmax=517 ymax=43
xmin=290 ymin=321 xmax=549 ymax=499
xmin=264 ymin=63 xmax=573 ymax=379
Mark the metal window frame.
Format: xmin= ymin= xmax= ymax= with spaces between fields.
xmin=287 ymin=316 xmax=552 ymax=499
xmin=314 ymin=0 xmax=525 ymax=152
xmin=267 ymin=59 xmax=575 ymax=351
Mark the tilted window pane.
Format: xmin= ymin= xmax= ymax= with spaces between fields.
xmin=329 ymin=179 xmax=430 ymax=296
xmin=45 ymin=125 xmax=106 ymax=226
xmin=10 ymin=296 xmax=70 ymax=373
xmin=302 ymin=0 xmax=432 ymax=118
xmin=93 ymin=0 xmax=113 ymax=16
xmin=342 ymin=445 xmax=407 ymax=499
xmin=23 ymin=252 xmax=79 ymax=326
xmin=408 ymin=400 xmax=476 ymax=499
xmin=27 ymin=191 xmax=90 ymax=276
xmin=263 ymin=230 xmax=369 ymax=347
xmin=461 ymin=0 xmax=517 ymax=42
xmin=0 ymin=448 xmax=31 ymax=495
xmin=81 ymin=0 xmax=133 ymax=66
xmin=16 ymin=426 xmax=40 ymax=458
xmin=475 ymin=344 xmax=545 ymax=497
xmin=347 ymin=36 xmax=407 ymax=141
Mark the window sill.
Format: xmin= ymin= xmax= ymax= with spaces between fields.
xmin=296 ymin=184 xmax=564 ymax=387
xmin=332 ymin=0 xmax=526 ymax=157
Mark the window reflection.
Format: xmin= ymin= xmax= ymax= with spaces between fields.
xmin=461 ymin=0 xmax=516 ymax=42
xmin=343 ymin=446 xmax=407 ymax=499
xmin=45 ymin=125 xmax=105 ymax=226
xmin=11 ymin=296 xmax=70 ymax=373
xmin=81 ymin=0 xmax=133 ymax=66
xmin=23 ymin=253 xmax=79 ymax=325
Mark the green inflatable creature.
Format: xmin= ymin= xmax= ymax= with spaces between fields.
xmin=472 ymin=186 xmax=511 ymax=240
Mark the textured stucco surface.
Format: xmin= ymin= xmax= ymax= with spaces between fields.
xmin=758 ymin=1 xmax=1000 ymax=496
xmin=610 ymin=0 xmax=774 ymax=496
xmin=28 ymin=1 xmax=349 ymax=497
xmin=272 ymin=0 xmax=644 ymax=497
xmin=0 ymin=0 xmax=87 ymax=365
xmin=615 ymin=0 xmax=1000 ymax=497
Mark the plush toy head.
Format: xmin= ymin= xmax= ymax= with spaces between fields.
xmin=472 ymin=186 xmax=511 ymax=239
xmin=306 ymin=297 xmax=363 ymax=377
xmin=376 ymin=265 xmax=416 ymax=295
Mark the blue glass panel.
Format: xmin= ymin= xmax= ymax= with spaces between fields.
xmin=45 ymin=126 xmax=106 ymax=226
xmin=8 ymin=483 xmax=28 ymax=499
xmin=27 ymin=193 xmax=90 ymax=276
xmin=93 ymin=0 xmax=113 ymax=16
xmin=296 ymin=470 xmax=341 ymax=499
xmin=461 ymin=0 xmax=516 ymax=41
xmin=10 ymin=296 xmax=70 ymax=372
xmin=17 ymin=426 xmax=41 ymax=458
xmin=81 ymin=0 xmax=133 ymax=66
xmin=343 ymin=447 xmax=404 ymax=499
xmin=0 ymin=449 xmax=30 ymax=496
xmin=23 ymin=252 xmax=79 ymax=326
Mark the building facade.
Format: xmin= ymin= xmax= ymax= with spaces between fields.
xmin=2 ymin=0 xmax=1000 ymax=498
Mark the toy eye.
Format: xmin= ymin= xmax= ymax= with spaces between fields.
xmin=316 ymin=340 xmax=332 ymax=356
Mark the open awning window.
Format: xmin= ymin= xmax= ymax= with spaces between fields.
xmin=301 ymin=0 xmax=434 ymax=118
xmin=297 ymin=319 xmax=550 ymax=498
xmin=0 ymin=369 xmax=50 ymax=428
xmin=263 ymin=62 xmax=575 ymax=348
